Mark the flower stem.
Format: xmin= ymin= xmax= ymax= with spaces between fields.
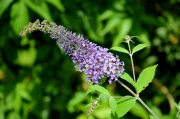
xmin=137 ymin=97 xmax=159 ymax=119
xmin=121 ymin=35 xmax=159 ymax=118
xmin=127 ymin=41 xmax=136 ymax=83
xmin=117 ymin=80 xmax=136 ymax=97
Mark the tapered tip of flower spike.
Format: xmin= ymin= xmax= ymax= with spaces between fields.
xmin=19 ymin=19 xmax=54 ymax=36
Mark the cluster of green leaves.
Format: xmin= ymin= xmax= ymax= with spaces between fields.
xmin=111 ymin=43 xmax=157 ymax=93
xmin=0 ymin=0 xmax=180 ymax=119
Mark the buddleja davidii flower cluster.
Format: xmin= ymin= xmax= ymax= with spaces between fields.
xmin=20 ymin=20 xmax=125 ymax=84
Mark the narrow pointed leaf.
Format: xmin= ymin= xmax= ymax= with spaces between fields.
xmin=110 ymin=47 xmax=129 ymax=54
xmin=109 ymin=97 xmax=117 ymax=115
xmin=120 ymin=72 xmax=136 ymax=88
xmin=0 ymin=0 xmax=13 ymax=17
xmin=10 ymin=0 xmax=29 ymax=35
xmin=24 ymin=0 xmax=52 ymax=21
xmin=112 ymin=18 xmax=132 ymax=46
xmin=132 ymin=44 xmax=147 ymax=55
xmin=100 ymin=16 xmax=120 ymax=36
xmin=45 ymin=0 xmax=65 ymax=12
xmin=116 ymin=96 xmax=136 ymax=118
xmin=136 ymin=64 xmax=158 ymax=93
xmin=85 ymin=85 xmax=110 ymax=96
xmin=97 ymin=10 xmax=115 ymax=21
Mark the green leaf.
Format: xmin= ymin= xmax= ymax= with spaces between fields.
xmin=116 ymin=96 xmax=136 ymax=118
xmin=85 ymin=85 xmax=110 ymax=96
xmin=19 ymin=90 xmax=32 ymax=101
xmin=24 ymin=0 xmax=52 ymax=21
xmin=108 ymin=113 xmax=118 ymax=119
xmin=138 ymin=32 xmax=151 ymax=47
xmin=85 ymin=103 xmax=92 ymax=108
xmin=100 ymin=16 xmax=121 ymax=36
xmin=112 ymin=18 xmax=132 ymax=46
xmin=45 ymin=0 xmax=65 ymax=12
xmin=97 ymin=10 xmax=115 ymax=21
xmin=85 ymin=87 xmax=94 ymax=95
xmin=67 ymin=92 xmax=85 ymax=113
xmin=120 ymin=72 xmax=136 ymax=88
xmin=109 ymin=97 xmax=117 ymax=115
xmin=79 ymin=12 xmax=100 ymax=42
xmin=149 ymin=115 xmax=156 ymax=119
xmin=10 ymin=1 xmax=29 ymax=35
xmin=132 ymin=44 xmax=147 ymax=55
xmin=99 ymin=93 xmax=107 ymax=98
xmin=130 ymin=102 xmax=149 ymax=119
xmin=176 ymin=115 xmax=180 ymax=119
xmin=94 ymin=108 xmax=111 ymax=118
xmin=136 ymin=64 xmax=158 ymax=93
xmin=110 ymin=47 xmax=129 ymax=54
xmin=15 ymin=94 xmax=22 ymax=113
xmin=14 ymin=40 xmax=37 ymax=66
xmin=0 ymin=0 xmax=13 ymax=17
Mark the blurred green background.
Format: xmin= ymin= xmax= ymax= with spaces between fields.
xmin=0 ymin=0 xmax=180 ymax=119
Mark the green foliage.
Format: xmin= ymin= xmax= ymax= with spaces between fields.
xmin=1 ymin=0 xmax=180 ymax=118
xmin=120 ymin=72 xmax=136 ymax=88
xmin=136 ymin=64 xmax=158 ymax=93
xmin=116 ymin=96 xmax=136 ymax=118
xmin=130 ymin=102 xmax=149 ymax=119
xmin=112 ymin=18 xmax=133 ymax=47
xmin=24 ymin=0 xmax=52 ymax=21
xmin=109 ymin=97 xmax=117 ymax=115
xmin=132 ymin=44 xmax=147 ymax=55
xmin=0 ymin=0 xmax=13 ymax=17
xmin=45 ymin=0 xmax=65 ymax=12
xmin=85 ymin=85 xmax=110 ymax=96
xmin=10 ymin=1 xmax=29 ymax=35
xmin=150 ymin=115 xmax=157 ymax=119
xmin=110 ymin=47 xmax=129 ymax=54
xmin=108 ymin=113 xmax=118 ymax=119
xmin=111 ymin=43 xmax=148 ymax=55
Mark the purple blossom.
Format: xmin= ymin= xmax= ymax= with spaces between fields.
xmin=20 ymin=20 xmax=125 ymax=84
xmin=48 ymin=24 xmax=124 ymax=84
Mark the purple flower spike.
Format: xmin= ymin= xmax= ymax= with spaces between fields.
xmin=20 ymin=20 xmax=125 ymax=84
